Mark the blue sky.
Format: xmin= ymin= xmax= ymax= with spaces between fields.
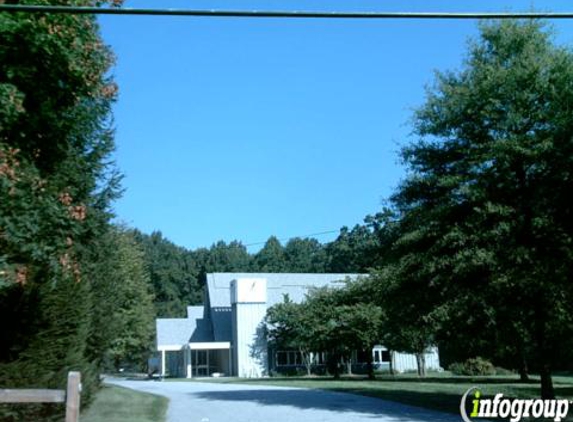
xmin=98 ymin=1 xmax=573 ymax=251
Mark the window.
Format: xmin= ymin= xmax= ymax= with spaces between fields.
xmin=275 ymin=350 xmax=303 ymax=366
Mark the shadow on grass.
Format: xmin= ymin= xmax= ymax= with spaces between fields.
xmin=192 ymin=388 xmax=461 ymax=421
xmin=237 ymin=375 xmax=540 ymax=385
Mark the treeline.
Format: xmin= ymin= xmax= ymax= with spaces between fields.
xmin=133 ymin=220 xmax=385 ymax=318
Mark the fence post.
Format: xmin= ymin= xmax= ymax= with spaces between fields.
xmin=65 ymin=372 xmax=81 ymax=422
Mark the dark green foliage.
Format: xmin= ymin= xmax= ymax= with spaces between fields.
xmin=86 ymin=228 xmax=155 ymax=371
xmin=0 ymin=1 xmax=123 ymax=420
xmin=204 ymin=240 xmax=252 ymax=272
xmin=265 ymin=295 xmax=317 ymax=375
xmin=324 ymin=211 xmax=397 ymax=273
xmin=133 ymin=231 xmax=370 ymax=319
xmin=304 ymin=285 xmax=383 ymax=378
xmin=253 ymin=236 xmax=287 ymax=272
xmin=449 ymin=357 xmax=496 ymax=376
xmin=132 ymin=230 xmax=203 ymax=317
xmin=283 ymin=237 xmax=327 ymax=273
xmin=265 ymin=282 xmax=384 ymax=379
xmin=387 ymin=20 xmax=573 ymax=397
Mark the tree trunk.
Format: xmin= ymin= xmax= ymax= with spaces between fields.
xmin=301 ymin=349 xmax=312 ymax=376
xmin=328 ymin=351 xmax=341 ymax=379
xmin=389 ymin=350 xmax=395 ymax=375
xmin=333 ymin=358 xmax=341 ymax=379
xmin=415 ymin=352 xmax=426 ymax=378
xmin=518 ymin=355 xmax=529 ymax=382
xmin=540 ymin=363 xmax=555 ymax=399
xmin=533 ymin=297 xmax=555 ymax=399
xmin=367 ymin=350 xmax=375 ymax=380
xmin=346 ymin=356 xmax=352 ymax=375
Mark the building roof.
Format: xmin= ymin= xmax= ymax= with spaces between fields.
xmin=157 ymin=273 xmax=365 ymax=348
xmin=156 ymin=318 xmax=193 ymax=348
xmin=156 ymin=305 xmax=213 ymax=348
xmin=205 ymin=273 xmax=363 ymax=342
xmin=206 ymin=272 xmax=362 ymax=308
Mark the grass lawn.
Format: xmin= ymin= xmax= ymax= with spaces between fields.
xmin=81 ymin=385 xmax=168 ymax=422
xmin=189 ymin=373 xmax=573 ymax=417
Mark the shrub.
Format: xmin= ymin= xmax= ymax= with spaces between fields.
xmin=449 ymin=357 xmax=496 ymax=376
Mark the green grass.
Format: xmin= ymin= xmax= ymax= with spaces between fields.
xmin=189 ymin=373 xmax=573 ymax=417
xmin=81 ymin=385 xmax=168 ymax=422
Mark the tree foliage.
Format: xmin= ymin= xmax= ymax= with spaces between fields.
xmin=132 ymin=230 xmax=203 ymax=317
xmin=87 ymin=228 xmax=155 ymax=371
xmin=0 ymin=2 xmax=125 ymax=420
xmin=389 ymin=20 xmax=573 ymax=396
xmin=265 ymin=280 xmax=383 ymax=379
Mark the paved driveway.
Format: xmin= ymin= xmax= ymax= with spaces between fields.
xmin=106 ymin=378 xmax=461 ymax=422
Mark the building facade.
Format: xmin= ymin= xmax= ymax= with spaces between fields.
xmin=155 ymin=272 xmax=440 ymax=377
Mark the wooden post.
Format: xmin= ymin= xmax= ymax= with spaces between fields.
xmin=65 ymin=371 xmax=81 ymax=422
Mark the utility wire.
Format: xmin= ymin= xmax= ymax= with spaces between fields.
xmin=1 ymin=5 xmax=573 ymax=19
xmin=244 ymin=230 xmax=340 ymax=248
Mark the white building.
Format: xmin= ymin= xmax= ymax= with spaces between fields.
xmin=155 ymin=273 xmax=440 ymax=377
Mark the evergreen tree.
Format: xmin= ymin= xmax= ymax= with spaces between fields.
xmin=133 ymin=230 xmax=203 ymax=317
xmin=253 ymin=236 xmax=287 ymax=272
xmin=87 ymin=228 xmax=155 ymax=371
xmin=283 ymin=237 xmax=327 ymax=273
xmin=391 ymin=20 xmax=573 ymax=397
xmin=0 ymin=1 xmax=122 ymax=419
xmin=325 ymin=223 xmax=379 ymax=273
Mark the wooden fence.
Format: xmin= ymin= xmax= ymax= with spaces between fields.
xmin=0 ymin=371 xmax=81 ymax=422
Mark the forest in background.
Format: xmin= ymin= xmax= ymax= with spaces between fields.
xmin=133 ymin=217 xmax=384 ymax=319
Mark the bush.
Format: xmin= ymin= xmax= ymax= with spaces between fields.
xmin=449 ymin=357 xmax=496 ymax=376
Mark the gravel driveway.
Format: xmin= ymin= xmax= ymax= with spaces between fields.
xmin=106 ymin=378 xmax=461 ymax=422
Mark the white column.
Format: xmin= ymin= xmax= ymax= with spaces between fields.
xmin=186 ymin=346 xmax=192 ymax=378
xmin=161 ymin=349 xmax=166 ymax=377
xmin=231 ymin=278 xmax=267 ymax=378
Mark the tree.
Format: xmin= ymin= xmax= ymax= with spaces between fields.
xmin=304 ymin=284 xmax=383 ymax=378
xmin=253 ymin=236 xmax=287 ymax=272
xmin=284 ymin=237 xmax=327 ymax=273
xmin=87 ymin=228 xmax=155 ymax=371
xmin=1 ymin=1 xmax=122 ymax=419
xmin=325 ymin=223 xmax=380 ymax=273
xmin=205 ymin=240 xmax=252 ymax=273
xmin=133 ymin=230 xmax=203 ymax=317
xmin=265 ymin=295 xmax=316 ymax=376
xmin=373 ymin=265 xmax=437 ymax=378
xmin=392 ymin=20 xmax=573 ymax=397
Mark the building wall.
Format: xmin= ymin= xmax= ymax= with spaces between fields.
xmin=232 ymin=303 xmax=267 ymax=377
xmin=393 ymin=347 xmax=441 ymax=372
xmin=231 ymin=278 xmax=268 ymax=377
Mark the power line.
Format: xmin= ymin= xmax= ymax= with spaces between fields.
xmin=244 ymin=230 xmax=340 ymax=248
xmin=1 ymin=5 xmax=573 ymax=19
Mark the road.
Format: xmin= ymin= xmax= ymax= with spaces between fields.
xmin=106 ymin=378 xmax=461 ymax=422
